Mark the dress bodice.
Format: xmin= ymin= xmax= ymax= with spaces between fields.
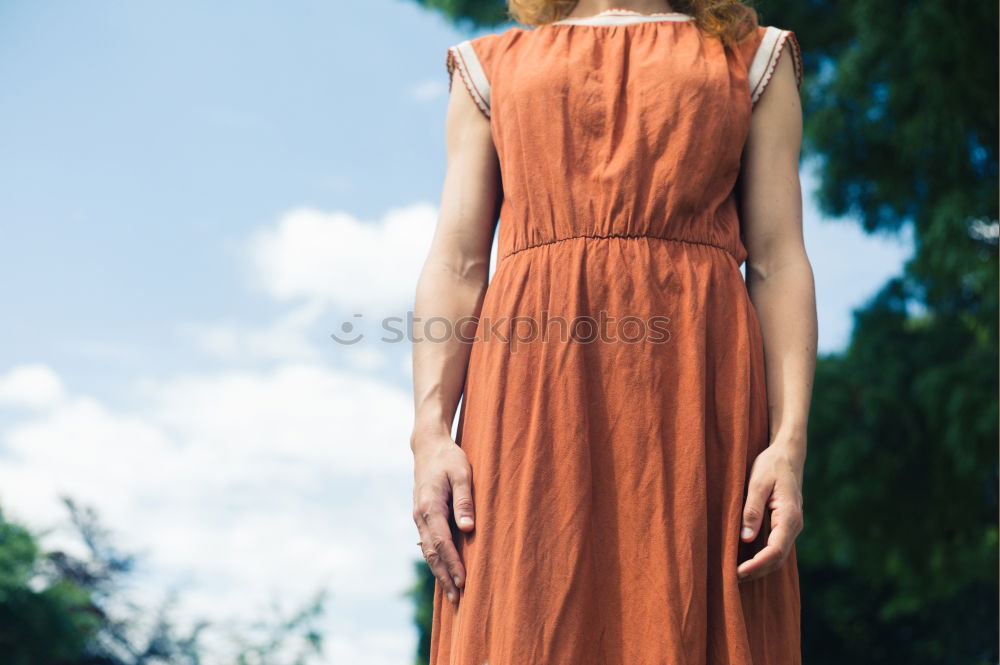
xmin=446 ymin=8 xmax=803 ymax=268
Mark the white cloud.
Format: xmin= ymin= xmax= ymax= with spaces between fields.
xmin=182 ymin=202 xmax=469 ymax=371
xmin=247 ymin=203 xmax=437 ymax=315
xmin=180 ymin=300 xmax=329 ymax=363
xmin=0 ymin=364 xmax=66 ymax=409
xmin=0 ymin=358 xmax=420 ymax=664
xmin=145 ymin=362 xmax=412 ymax=476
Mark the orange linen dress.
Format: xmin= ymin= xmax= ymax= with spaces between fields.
xmin=436 ymin=8 xmax=804 ymax=665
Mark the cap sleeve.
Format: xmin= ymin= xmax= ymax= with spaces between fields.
xmin=446 ymin=37 xmax=493 ymax=120
xmin=745 ymin=25 xmax=803 ymax=108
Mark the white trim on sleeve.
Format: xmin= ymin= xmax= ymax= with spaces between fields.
xmin=748 ymin=26 xmax=802 ymax=107
xmin=446 ymin=40 xmax=491 ymax=119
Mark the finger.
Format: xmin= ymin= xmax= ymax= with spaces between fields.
xmin=738 ymin=509 xmax=796 ymax=580
xmin=415 ymin=519 xmax=458 ymax=602
xmin=737 ymin=543 xmax=785 ymax=581
xmin=450 ymin=464 xmax=475 ymax=533
xmin=425 ymin=510 xmax=466 ymax=600
xmin=414 ymin=503 xmax=461 ymax=603
xmin=741 ymin=470 xmax=774 ymax=542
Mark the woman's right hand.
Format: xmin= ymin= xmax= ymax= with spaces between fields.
xmin=411 ymin=431 xmax=476 ymax=604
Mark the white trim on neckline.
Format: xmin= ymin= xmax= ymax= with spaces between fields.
xmin=551 ymin=8 xmax=693 ymax=26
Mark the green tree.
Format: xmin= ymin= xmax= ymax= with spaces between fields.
xmin=404 ymin=562 xmax=436 ymax=665
xmin=411 ymin=1 xmax=998 ymax=663
xmin=0 ymin=502 xmax=97 ymax=664
xmin=0 ymin=496 xmax=328 ymax=665
xmin=764 ymin=0 xmax=998 ymax=661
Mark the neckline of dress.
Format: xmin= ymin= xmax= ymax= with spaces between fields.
xmin=550 ymin=7 xmax=694 ymax=26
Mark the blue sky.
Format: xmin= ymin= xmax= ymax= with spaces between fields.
xmin=0 ymin=1 xmax=912 ymax=663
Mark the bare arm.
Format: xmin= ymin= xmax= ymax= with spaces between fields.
xmin=735 ymin=45 xmax=818 ymax=582
xmin=410 ymin=73 xmax=500 ymax=603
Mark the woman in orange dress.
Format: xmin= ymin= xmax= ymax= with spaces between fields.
xmin=411 ymin=1 xmax=817 ymax=663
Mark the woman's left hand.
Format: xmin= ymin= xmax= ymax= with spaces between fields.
xmin=737 ymin=437 xmax=805 ymax=582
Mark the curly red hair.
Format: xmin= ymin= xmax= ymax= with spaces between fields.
xmin=506 ymin=0 xmax=759 ymax=45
